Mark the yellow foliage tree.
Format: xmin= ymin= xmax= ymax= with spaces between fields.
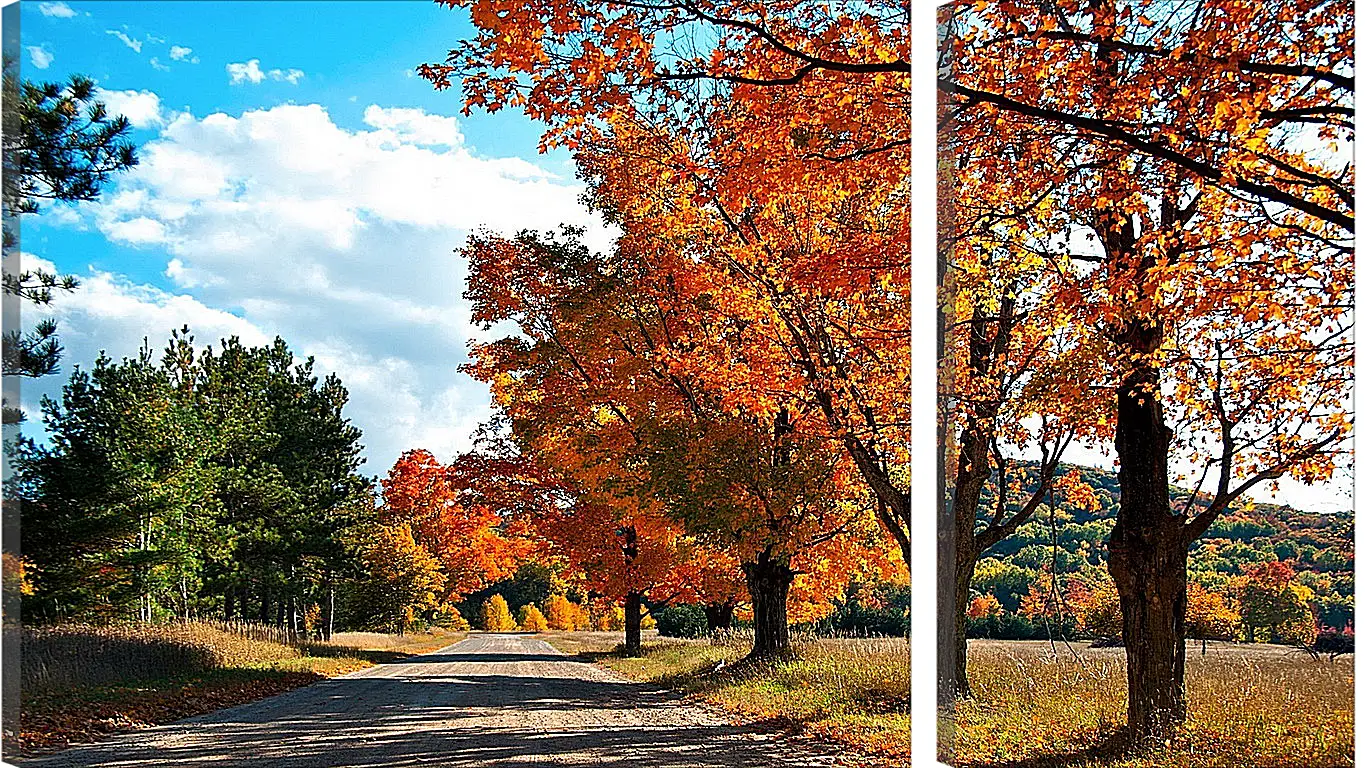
xmin=479 ymin=595 xmax=518 ymax=632
xmin=518 ymin=604 xmax=549 ymax=633
xmin=543 ymin=594 xmax=579 ymax=630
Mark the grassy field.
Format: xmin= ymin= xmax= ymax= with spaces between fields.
xmin=16 ymin=622 xmax=465 ymax=756
xmin=546 ymin=630 xmax=911 ymax=765
xmin=949 ymin=639 xmax=1354 ymax=768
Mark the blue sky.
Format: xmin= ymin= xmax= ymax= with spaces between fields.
xmin=14 ymin=0 xmax=612 ymax=477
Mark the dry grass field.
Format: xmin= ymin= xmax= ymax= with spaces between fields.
xmin=949 ymin=639 xmax=1354 ymax=768
xmin=546 ymin=630 xmax=911 ymax=765
xmin=15 ymin=622 xmax=465 ymax=756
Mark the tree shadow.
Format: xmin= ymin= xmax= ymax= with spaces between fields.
xmin=17 ymin=670 xmax=811 ymax=767
xmin=957 ymin=732 xmax=1131 ymax=768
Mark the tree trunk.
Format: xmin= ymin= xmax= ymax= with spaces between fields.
xmin=743 ymin=550 xmax=794 ymax=659
xmin=1108 ymin=350 xmax=1189 ymax=741
xmin=623 ymin=592 xmax=644 ymax=657
xmin=704 ymin=602 xmax=735 ymax=632
xmin=326 ymin=583 xmax=335 ymax=641
xmin=258 ymin=586 xmax=270 ymax=623
xmin=948 ymin=418 xmax=992 ymax=700
xmin=950 ymin=544 xmax=976 ymax=699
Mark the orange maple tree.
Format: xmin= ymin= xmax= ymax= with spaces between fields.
xmin=460 ymin=228 xmax=895 ymax=657
xmin=943 ymin=0 xmax=1353 ymax=738
xmin=379 ymin=448 xmax=529 ymax=603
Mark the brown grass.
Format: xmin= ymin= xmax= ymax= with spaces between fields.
xmin=16 ymin=622 xmax=465 ymax=756
xmin=547 ymin=630 xmax=910 ymax=765
xmin=949 ymin=639 xmax=1354 ymax=768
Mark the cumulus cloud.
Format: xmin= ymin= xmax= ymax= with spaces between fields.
xmin=225 ymin=59 xmax=264 ymax=84
xmin=95 ymin=88 xmax=163 ymax=129
xmin=26 ymin=45 xmax=53 ymax=70
xmin=169 ymin=45 xmax=198 ymax=63
xmin=106 ymin=29 xmax=143 ymax=52
xmin=362 ymin=106 xmax=463 ymax=147
xmin=227 ymin=59 xmax=305 ymax=85
xmin=44 ymin=100 xmax=613 ymax=472
xmin=37 ymin=2 xmax=77 ymax=18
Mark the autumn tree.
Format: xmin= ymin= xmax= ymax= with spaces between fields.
xmin=1185 ymin=582 xmax=1240 ymax=653
xmin=479 ymin=594 xmax=518 ymax=632
xmin=543 ymin=594 xmax=581 ymax=631
xmin=380 ymin=448 xmax=527 ymax=603
xmin=1232 ymin=560 xmax=1317 ymax=645
xmin=462 ymin=229 xmax=892 ymax=658
xmin=425 ymin=0 xmax=915 ymax=574
xmin=942 ymin=0 xmax=1353 ymax=739
xmin=518 ymin=603 xmax=549 ymax=632
xmin=354 ymin=525 xmax=444 ymax=634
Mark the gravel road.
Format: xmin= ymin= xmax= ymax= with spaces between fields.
xmin=20 ymin=633 xmax=855 ymax=768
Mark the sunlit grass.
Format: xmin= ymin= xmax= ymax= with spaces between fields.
xmin=547 ymin=630 xmax=911 ymax=765
xmin=949 ymin=640 xmax=1353 ymax=768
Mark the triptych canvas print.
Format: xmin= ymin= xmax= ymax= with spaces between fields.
xmin=0 ymin=1 xmax=1353 ymax=767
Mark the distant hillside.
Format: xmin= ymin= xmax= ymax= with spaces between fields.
xmin=970 ymin=464 xmax=1353 ymax=633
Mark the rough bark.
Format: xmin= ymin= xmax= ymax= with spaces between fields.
xmin=1108 ymin=351 xmax=1189 ymax=740
xmin=947 ymin=402 xmax=994 ymax=698
xmin=623 ymin=591 xmax=644 ymax=657
xmin=742 ymin=550 xmax=794 ymax=659
xmin=1101 ymin=197 xmax=1197 ymax=741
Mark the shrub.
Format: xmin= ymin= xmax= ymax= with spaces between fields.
xmin=965 ymin=612 xmax=1055 ymax=640
xmin=1312 ymin=625 xmax=1354 ymax=658
xmin=654 ymin=604 xmax=708 ymax=638
xmin=479 ymin=595 xmax=518 ymax=632
xmin=543 ymin=594 xmax=581 ymax=630
xmin=518 ymin=605 xmax=549 ymax=632
xmin=811 ymin=583 xmax=910 ymax=637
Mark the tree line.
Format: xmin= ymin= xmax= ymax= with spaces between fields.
xmin=12 ymin=330 xmax=371 ymax=632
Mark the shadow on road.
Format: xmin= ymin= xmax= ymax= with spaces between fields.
xmin=19 ymin=638 xmax=823 ymax=768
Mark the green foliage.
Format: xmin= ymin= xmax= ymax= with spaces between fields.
xmin=806 ymin=582 xmax=911 ymax=637
xmin=653 ymin=604 xmax=708 ymax=638
xmin=3 ymin=72 xmax=137 ymax=214
xmin=14 ymin=329 xmax=370 ymax=628
xmin=1 ymin=62 xmax=140 ymax=392
xmin=349 ymin=525 xmax=445 ymax=634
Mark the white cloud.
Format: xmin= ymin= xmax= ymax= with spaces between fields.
xmin=362 ymin=106 xmax=463 ymax=147
xmin=169 ymin=45 xmax=197 ymax=63
xmin=106 ymin=29 xmax=143 ymax=53
xmin=226 ymin=59 xmax=304 ymax=85
xmin=37 ymin=2 xmax=77 ymax=18
xmin=149 ymin=57 xmax=170 ymax=72
xmin=226 ymin=59 xmax=265 ymax=85
xmin=272 ymin=68 xmax=305 ymax=84
xmin=26 ymin=45 xmax=53 ymax=70
xmin=46 ymin=100 xmax=613 ymax=472
xmin=95 ymin=88 xmax=163 ymax=129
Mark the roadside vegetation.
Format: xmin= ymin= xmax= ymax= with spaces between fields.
xmin=15 ymin=622 xmax=464 ymax=756
xmin=547 ymin=630 xmax=910 ymax=766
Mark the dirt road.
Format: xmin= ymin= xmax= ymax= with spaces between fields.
xmin=21 ymin=633 xmax=849 ymax=767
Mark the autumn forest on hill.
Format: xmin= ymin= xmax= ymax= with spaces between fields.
xmin=3 ymin=0 xmax=1355 ymax=766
